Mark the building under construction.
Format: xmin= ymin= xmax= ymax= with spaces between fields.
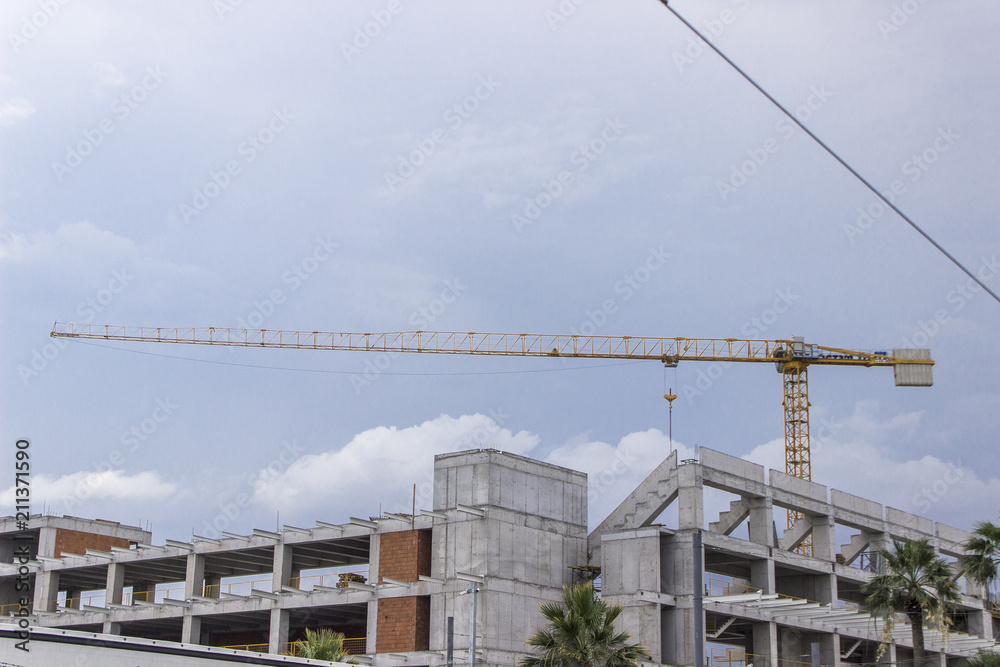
xmin=1 ymin=447 xmax=997 ymax=666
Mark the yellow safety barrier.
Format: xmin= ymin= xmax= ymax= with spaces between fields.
xmin=202 ymin=577 xmax=272 ymax=598
xmin=221 ymin=643 xmax=269 ymax=653
xmin=221 ymin=637 xmax=367 ymax=656
xmin=287 ymin=569 xmax=369 ymax=591
xmin=707 ymin=578 xmax=761 ymax=597
xmin=0 ymin=602 xmax=31 ymax=615
xmin=711 ymin=647 xmax=764 ymax=667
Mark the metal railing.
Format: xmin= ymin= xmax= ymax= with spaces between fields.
xmin=707 ymin=578 xmax=760 ymax=597
xmin=203 ymin=577 xmax=272 ymax=598
xmin=711 ymin=648 xmax=764 ymax=667
xmin=220 ymin=637 xmax=367 ymax=656
xmin=287 ymin=569 xmax=369 ymax=591
xmin=0 ymin=602 xmax=31 ymax=616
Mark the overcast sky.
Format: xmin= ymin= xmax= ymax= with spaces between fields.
xmin=1 ymin=0 xmax=997 ymax=547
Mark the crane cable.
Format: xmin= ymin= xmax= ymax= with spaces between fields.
xmin=658 ymin=0 xmax=1000 ymax=307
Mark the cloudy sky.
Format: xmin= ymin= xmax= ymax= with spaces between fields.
xmin=1 ymin=0 xmax=997 ymax=545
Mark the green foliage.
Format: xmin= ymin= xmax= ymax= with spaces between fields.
xmin=960 ymin=520 xmax=1000 ymax=588
xmin=862 ymin=538 xmax=961 ymax=667
xmin=288 ymin=628 xmax=357 ymax=663
xmin=520 ymin=582 xmax=647 ymax=667
xmin=962 ymin=650 xmax=1000 ymax=667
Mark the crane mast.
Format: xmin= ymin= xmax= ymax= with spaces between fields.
xmin=50 ymin=323 xmax=933 ymax=555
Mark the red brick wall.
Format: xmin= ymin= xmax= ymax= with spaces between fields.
xmin=53 ymin=529 xmax=132 ymax=558
xmin=378 ymin=529 xmax=432 ymax=583
xmin=377 ymin=596 xmax=430 ymax=653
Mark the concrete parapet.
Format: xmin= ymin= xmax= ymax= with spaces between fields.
xmin=769 ymin=470 xmax=828 ymax=502
xmin=830 ymin=489 xmax=882 ymax=520
xmin=700 ymin=447 xmax=766 ymax=483
xmin=934 ymin=522 xmax=970 ymax=552
xmin=885 ymin=507 xmax=934 ymax=536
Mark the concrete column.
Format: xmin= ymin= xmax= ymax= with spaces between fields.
xmin=367 ymin=598 xmax=379 ymax=656
xmin=37 ymin=527 xmax=58 ymax=558
xmin=747 ymin=496 xmax=774 ymax=548
xmin=182 ymin=615 xmax=202 ymax=645
xmin=63 ymin=587 xmax=80 ymax=610
xmin=369 ymin=532 xmax=380 ymax=584
xmin=876 ymin=641 xmax=896 ymax=667
xmin=272 ymin=544 xmax=297 ymax=591
xmin=103 ymin=620 xmax=121 ymax=635
xmin=966 ymin=606 xmax=994 ymax=640
xmin=750 ymin=559 xmax=775 ymax=595
xmin=867 ymin=531 xmax=892 ymax=571
xmin=32 ymin=570 xmax=59 ymax=613
xmin=269 ymin=608 xmax=289 ymax=654
xmin=660 ymin=531 xmax=698 ymax=667
xmin=752 ymin=621 xmax=778 ymax=667
xmin=677 ymin=464 xmax=703 ymax=530
xmin=811 ymin=515 xmax=836 ymax=562
xmin=818 ymin=632 xmax=841 ymax=667
xmin=184 ymin=553 xmax=205 ymax=599
xmin=105 ymin=562 xmax=125 ymax=606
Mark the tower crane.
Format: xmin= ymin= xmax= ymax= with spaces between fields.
xmin=50 ymin=323 xmax=933 ymax=554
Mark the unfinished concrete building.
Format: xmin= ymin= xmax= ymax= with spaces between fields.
xmin=1 ymin=448 xmax=997 ymax=666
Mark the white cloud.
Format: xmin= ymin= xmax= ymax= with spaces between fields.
xmin=0 ymin=470 xmax=177 ymax=512
xmin=97 ymin=62 xmax=125 ymax=86
xmin=0 ymin=98 xmax=35 ymax=127
xmin=250 ymin=413 xmax=540 ymax=519
xmin=0 ymin=220 xmax=136 ymax=267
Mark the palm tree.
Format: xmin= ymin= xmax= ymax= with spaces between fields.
xmin=520 ymin=582 xmax=647 ymax=667
xmin=288 ymin=628 xmax=357 ymax=663
xmin=961 ymin=520 xmax=1000 ymax=591
xmin=862 ymin=538 xmax=961 ymax=667
xmin=962 ymin=649 xmax=1000 ymax=667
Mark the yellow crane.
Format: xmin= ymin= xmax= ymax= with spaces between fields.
xmin=50 ymin=323 xmax=933 ymax=554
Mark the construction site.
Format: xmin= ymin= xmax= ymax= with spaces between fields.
xmin=2 ymin=446 xmax=997 ymax=666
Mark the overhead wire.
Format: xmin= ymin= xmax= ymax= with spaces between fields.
xmin=658 ymin=0 xmax=1000 ymax=306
